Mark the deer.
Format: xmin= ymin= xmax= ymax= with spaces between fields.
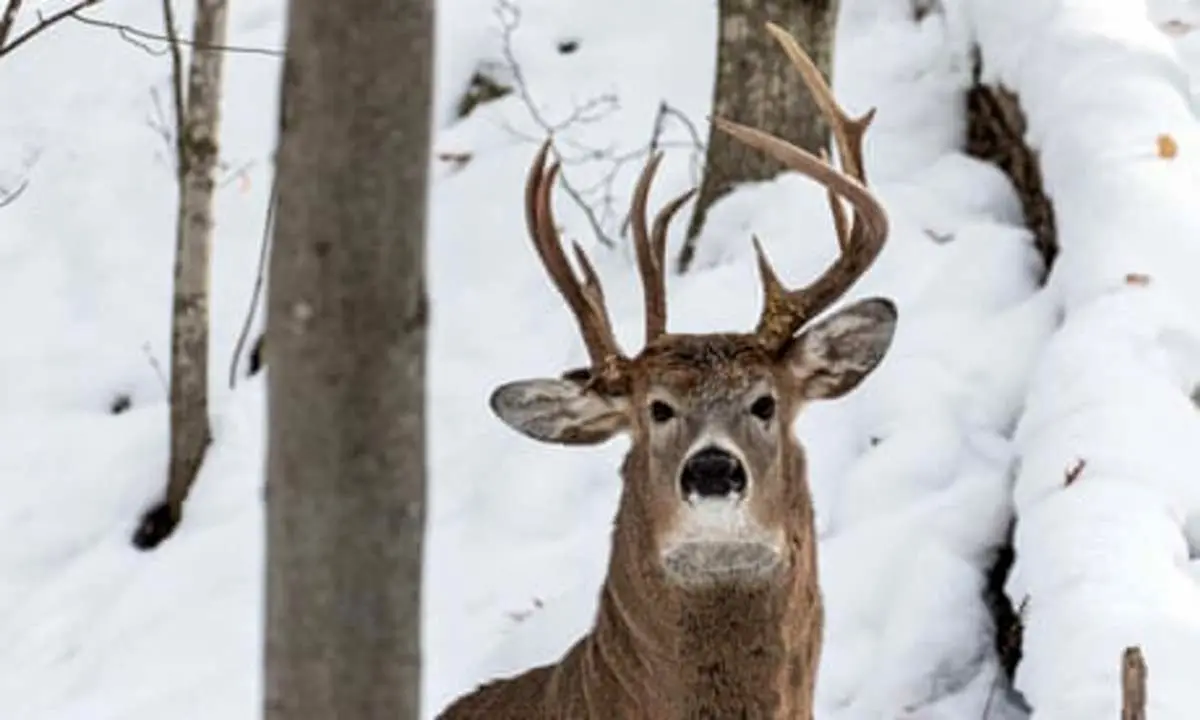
xmin=438 ymin=23 xmax=895 ymax=720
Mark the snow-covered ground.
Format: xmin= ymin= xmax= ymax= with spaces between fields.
xmin=2 ymin=0 xmax=1200 ymax=718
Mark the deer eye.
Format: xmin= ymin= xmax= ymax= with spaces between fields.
xmin=750 ymin=395 xmax=776 ymax=422
xmin=649 ymin=400 xmax=676 ymax=424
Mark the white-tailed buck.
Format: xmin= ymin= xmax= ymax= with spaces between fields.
xmin=440 ymin=23 xmax=895 ymax=720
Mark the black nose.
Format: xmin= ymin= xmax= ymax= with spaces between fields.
xmin=680 ymin=446 xmax=747 ymax=498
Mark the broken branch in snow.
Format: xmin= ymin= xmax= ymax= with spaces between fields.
xmin=1121 ymin=646 xmax=1147 ymax=720
xmin=0 ymin=0 xmax=100 ymax=59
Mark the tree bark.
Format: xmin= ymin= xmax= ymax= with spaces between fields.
xmin=134 ymin=0 xmax=227 ymax=549
xmin=964 ymin=48 xmax=1057 ymax=274
xmin=679 ymin=0 xmax=836 ymax=272
xmin=264 ymin=0 xmax=431 ymax=716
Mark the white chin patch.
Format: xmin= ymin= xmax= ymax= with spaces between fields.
xmin=659 ymin=498 xmax=785 ymax=587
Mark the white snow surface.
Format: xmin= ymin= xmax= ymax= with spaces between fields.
xmin=971 ymin=0 xmax=1200 ymax=717
xmin=0 ymin=0 xmax=1197 ymax=718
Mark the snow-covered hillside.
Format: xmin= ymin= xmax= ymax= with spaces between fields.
xmin=2 ymin=0 xmax=1200 ymax=718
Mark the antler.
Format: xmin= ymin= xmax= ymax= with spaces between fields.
xmin=629 ymin=153 xmax=697 ymax=345
xmin=525 ymin=140 xmax=696 ymax=384
xmin=713 ymin=21 xmax=889 ymax=354
xmin=525 ymin=140 xmax=627 ymax=389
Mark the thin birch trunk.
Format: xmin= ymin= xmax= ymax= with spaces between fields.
xmin=134 ymin=0 xmax=228 ymax=549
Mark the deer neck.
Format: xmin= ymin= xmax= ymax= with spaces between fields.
xmin=576 ymin=451 xmax=822 ymax=719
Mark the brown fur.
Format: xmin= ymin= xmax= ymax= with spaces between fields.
xmin=440 ymin=335 xmax=838 ymax=720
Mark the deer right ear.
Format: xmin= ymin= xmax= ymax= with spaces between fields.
xmin=489 ymin=378 xmax=631 ymax=446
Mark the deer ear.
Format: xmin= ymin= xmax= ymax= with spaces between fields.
xmin=785 ymin=297 xmax=897 ymax=400
xmin=490 ymin=377 xmax=631 ymax=446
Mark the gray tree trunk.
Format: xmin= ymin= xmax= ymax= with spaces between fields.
xmin=134 ymin=0 xmax=227 ymax=549
xmin=679 ymin=0 xmax=836 ymax=272
xmin=263 ymin=0 xmax=431 ymax=716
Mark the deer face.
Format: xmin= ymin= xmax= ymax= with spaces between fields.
xmin=491 ymin=300 xmax=894 ymax=587
xmin=491 ymin=25 xmax=892 ymax=589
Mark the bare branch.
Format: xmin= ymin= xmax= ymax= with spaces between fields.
xmin=71 ymin=12 xmax=282 ymax=57
xmin=494 ymin=0 xmax=615 ymax=246
xmin=0 ymin=0 xmax=24 ymax=49
xmin=0 ymin=0 xmax=101 ymax=59
xmin=141 ymin=342 xmax=169 ymax=393
xmin=490 ymin=0 xmax=703 ymax=253
xmin=160 ymin=0 xmax=185 ymax=176
xmin=230 ymin=166 xmax=277 ymax=388
xmin=0 ymin=177 xmax=28 ymax=209
xmin=147 ymin=84 xmax=176 ymax=168
xmin=614 ymin=101 xmax=705 ymax=237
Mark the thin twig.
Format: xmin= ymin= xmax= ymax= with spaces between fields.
xmin=160 ymin=0 xmax=186 ymax=177
xmin=495 ymin=0 xmax=616 ymax=247
xmin=229 ymin=166 xmax=277 ymax=388
xmin=616 ymin=100 xmax=706 ymax=236
xmin=146 ymin=85 xmax=177 ymax=168
xmin=71 ymin=12 xmax=282 ymax=56
xmin=0 ymin=0 xmax=24 ymax=50
xmin=0 ymin=0 xmax=100 ymax=59
xmin=141 ymin=342 xmax=169 ymax=392
xmin=0 ymin=177 xmax=28 ymax=209
xmin=490 ymin=0 xmax=703 ymax=252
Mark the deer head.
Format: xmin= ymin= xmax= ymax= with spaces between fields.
xmin=490 ymin=23 xmax=895 ymax=591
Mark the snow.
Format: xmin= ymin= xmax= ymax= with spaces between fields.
xmin=3 ymin=0 xmax=1200 ymax=717
xmin=967 ymin=0 xmax=1200 ymax=716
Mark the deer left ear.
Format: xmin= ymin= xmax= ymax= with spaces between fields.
xmin=785 ymin=297 xmax=897 ymax=400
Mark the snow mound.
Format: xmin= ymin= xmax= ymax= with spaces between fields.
xmin=969 ymin=0 xmax=1200 ymax=716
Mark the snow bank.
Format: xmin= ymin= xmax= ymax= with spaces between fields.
xmin=967 ymin=0 xmax=1200 ymax=716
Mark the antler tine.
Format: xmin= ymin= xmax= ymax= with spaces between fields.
xmin=819 ymin=148 xmax=850 ymax=251
xmin=630 ymin=152 xmax=667 ymax=344
xmin=650 ymin=186 xmax=697 ymax=302
xmin=711 ymin=24 xmax=888 ymax=353
xmin=524 ymin=139 xmax=626 ymax=382
xmin=629 ymin=152 xmax=697 ymax=344
xmin=764 ymin=21 xmax=874 ymax=185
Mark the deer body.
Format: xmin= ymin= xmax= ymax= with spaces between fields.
xmin=443 ymin=403 xmax=822 ymax=720
xmin=440 ymin=24 xmax=894 ymax=720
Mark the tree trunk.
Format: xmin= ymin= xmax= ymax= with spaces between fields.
xmin=679 ymin=0 xmax=836 ymax=272
xmin=134 ymin=0 xmax=227 ymax=550
xmin=264 ymin=0 xmax=431 ymax=716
